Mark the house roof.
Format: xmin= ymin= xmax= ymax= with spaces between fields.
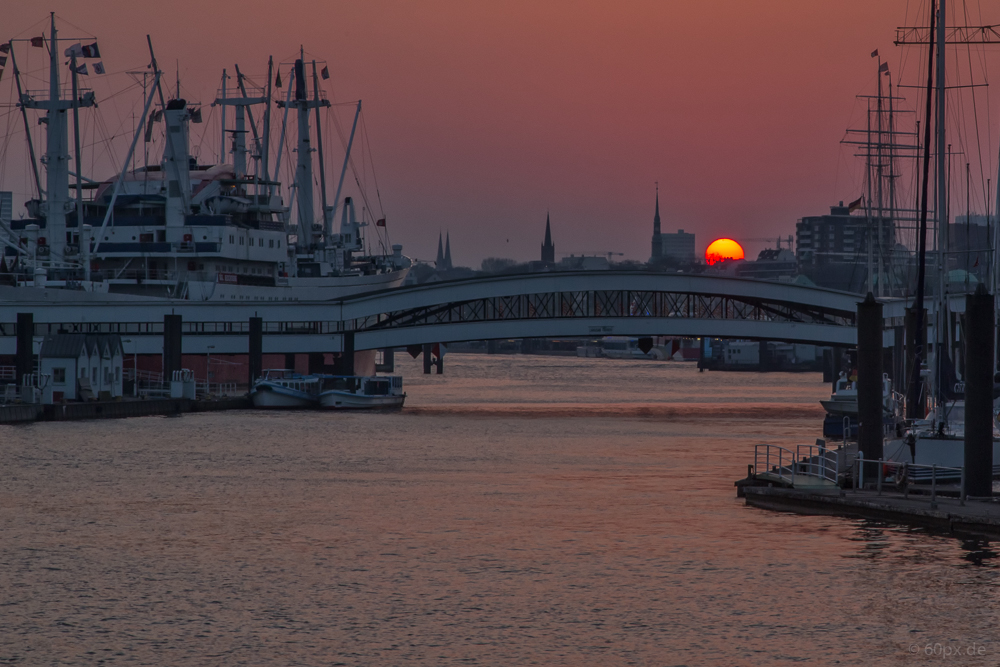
xmin=40 ymin=334 xmax=90 ymax=359
xmin=39 ymin=333 xmax=123 ymax=359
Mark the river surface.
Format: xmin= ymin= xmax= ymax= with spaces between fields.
xmin=2 ymin=354 xmax=998 ymax=665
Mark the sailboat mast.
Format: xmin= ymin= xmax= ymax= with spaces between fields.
xmin=876 ymin=57 xmax=886 ymax=297
xmin=906 ymin=0 xmax=937 ymax=420
xmin=934 ymin=0 xmax=948 ymax=421
xmin=866 ymin=98 xmax=874 ymax=295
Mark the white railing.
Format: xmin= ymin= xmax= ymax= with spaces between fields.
xmin=794 ymin=443 xmax=839 ymax=485
xmin=755 ymin=443 xmax=841 ymax=487
xmin=0 ymin=366 xmax=15 ymax=381
xmin=754 ymin=444 xmax=797 ymax=486
xmin=853 ymin=453 xmax=965 ymax=508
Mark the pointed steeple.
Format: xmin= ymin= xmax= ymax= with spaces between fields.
xmin=653 ymin=183 xmax=661 ymax=235
xmin=650 ymin=182 xmax=663 ymax=262
xmin=436 ymin=231 xmax=445 ymax=268
xmin=541 ymin=212 xmax=555 ymax=263
xmin=444 ymin=232 xmax=453 ymax=270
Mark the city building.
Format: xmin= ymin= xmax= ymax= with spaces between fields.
xmin=649 ymin=186 xmax=695 ymax=265
xmin=795 ymin=201 xmax=895 ymax=292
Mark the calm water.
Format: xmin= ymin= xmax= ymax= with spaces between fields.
xmin=2 ymin=355 xmax=999 ymax=665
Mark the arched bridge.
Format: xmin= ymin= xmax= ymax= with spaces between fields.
xmin=0 ymin=271 xmax=863 ymax=355
xmin=339 ymin=271 xmax=860 ymax=350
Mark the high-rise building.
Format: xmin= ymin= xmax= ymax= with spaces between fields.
xmin=795 ymin=202 xmax=895 ymax=292
xmin=660 ymin=229 xmax=695 ymax=264
xmin=541 ymin=213 xmax=555 ymax=264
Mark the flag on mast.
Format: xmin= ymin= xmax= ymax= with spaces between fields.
xmin=848 ymin=196 xmax=864 ymax=213
xmin=871 ymin=49 xmax=878 ymax=58
xmin=81 ymin=42 xmax=100 ymax=58
xmin=879 ymin=62 xmax=889 ymax=73
xmin=275 ymin=69 xmax=282 ymax=88
xmin=321 ymin=65 xmax=330 ymax=80
xmin=0 ymin=43 xmax=10 ymax=54
xmin=64 ymin=42 xmax=83 ymax=58
xmin=92 ymin=61 xmax=105 ymax=75
xmin=376 ymin=218 xmax=386 ymax=227
xmin=30 ymin=36 xmax=44 ymax=48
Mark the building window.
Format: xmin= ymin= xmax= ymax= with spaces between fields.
xmin=239 ymin=237 xmax=244 ymax=245
xmin=269 ymin=239 xmax=274 ymax=248
xmin=53 ymin=367 xmax=66 ymax=384
xmin=92 ymin=368 xmax=98 ymax=384
xmin=229 ymin=235 xmax=235 ymax=244
xmin=115 ymin=367 xmax=121 ymax=382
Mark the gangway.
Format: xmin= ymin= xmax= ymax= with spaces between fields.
xmin=753 ymin=443 xmax=840 ymax=490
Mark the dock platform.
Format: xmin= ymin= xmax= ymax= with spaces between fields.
xmin=743 ymin=485 xmax=1000 ymax=538
xmin=0 ymin=396 xmax=252 ymax=424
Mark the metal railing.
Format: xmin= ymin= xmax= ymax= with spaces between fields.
xmin=795 ymin=442 xmax=839 ymax=485
xmin=0 ymin=366 xmax=15 ymax=381
xmin=755 ymin=443 xmax=841 ymax=488
xmin=853 ymin=452 xmax=965 ymax=508
xmin=755 ymin=444 xmax=797 ymax=486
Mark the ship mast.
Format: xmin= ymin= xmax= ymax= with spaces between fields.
xmin=19 ymin=14 xmax=95 ymax=267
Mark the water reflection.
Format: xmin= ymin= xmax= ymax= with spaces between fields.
xmin=1 ymin=355 xmax=997 ymax=665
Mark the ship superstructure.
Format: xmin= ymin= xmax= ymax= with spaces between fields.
xmin=1 ymin=17 xmax=409 ymax=301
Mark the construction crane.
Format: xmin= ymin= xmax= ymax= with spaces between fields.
xmin=741 ymin=236 xmax=794 ymax=250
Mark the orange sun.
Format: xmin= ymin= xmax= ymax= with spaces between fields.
xmin=705 ymin=238 xmax=745 ymax=265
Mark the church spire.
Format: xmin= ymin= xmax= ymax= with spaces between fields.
xmin=436 ymin=231 xmax=445 ymax=268
xmin=541 ymin=212 xmax=555 ymax=263
xmin=444 ymin=232 xmax=453 ymax=270
xmin=650 ymin=182 xmax=663 ymax=262
xmin=654 ymin=182 xmax=661 ymax=235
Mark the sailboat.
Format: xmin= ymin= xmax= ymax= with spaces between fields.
xmin=883 ymin=0 xmax=1000 ymax=480
xmin=0 ymin=16 xmax=410 ymax=302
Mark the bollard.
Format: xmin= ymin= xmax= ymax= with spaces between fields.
xmin=964 ymin=284 xmax=994 ymax=497
xmin=930 ymin=464 xmax=938 ymax=509
xmin=857 ymin=293 xmax=884 ymax=481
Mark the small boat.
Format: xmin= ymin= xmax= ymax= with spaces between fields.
xmin=318 ymin=375 xmax=405 ymax=409
xmin=821 ymin=372 xmax=898 ymax=416
xmin=250 ymin=369 xmax=321 ymax=408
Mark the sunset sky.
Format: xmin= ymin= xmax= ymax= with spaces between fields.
xmin=3 ymin=0 xmax=999 ymax=267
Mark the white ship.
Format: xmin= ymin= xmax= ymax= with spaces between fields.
xmin=0 ymin=17 xmax=409 ymax=302
xmin=318 ymin=375 xmax=405 ymax=410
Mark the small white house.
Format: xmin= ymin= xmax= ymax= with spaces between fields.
xmin=39 ymin=334 xmax=91 ymax=402
xmin=38 ymin=333 xmax=124 ymax=402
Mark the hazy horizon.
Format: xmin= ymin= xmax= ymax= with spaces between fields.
xmin=2 ymin=0 xmax=998 ymax=268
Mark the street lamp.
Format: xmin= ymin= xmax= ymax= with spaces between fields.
xmin=207 ymin=345 xmax=215 ymax=393
xmin=122 ymin=338 xmax=138 ymax=397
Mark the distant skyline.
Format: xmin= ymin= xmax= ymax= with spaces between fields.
xmin=3 ymin=0 xmax=998 ymax=268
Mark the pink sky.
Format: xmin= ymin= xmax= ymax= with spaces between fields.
xmin=3 ymin=0 xmax=998 ymax=267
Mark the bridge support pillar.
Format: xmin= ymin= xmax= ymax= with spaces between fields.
xmin=163 ymin=314 xmax=182 ymax=380
xmin=15 ymin=312 xmax=33 ymax=387
xmin=376 ymin=347 xmax=395 ymax=373
xmin=965 ymin=285 xmax=994 ymax=497
xmin=284 ymin=353 xmax=296 ymax=372
xmin=857 ymin=293 xmax=883 ymax=483
xmin=333 ymin=332 xmax=355 ymax=376
xmin=422 ymin=344 xmax=442 ymax=374
xmin=249 ymin=317 xmax=263 ymax=386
